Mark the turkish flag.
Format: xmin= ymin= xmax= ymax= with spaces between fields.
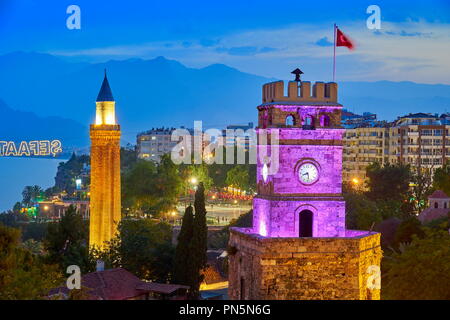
xmin=336 ymin=27 xmax=355 ymax=50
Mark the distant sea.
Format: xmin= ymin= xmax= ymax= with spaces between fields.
xmin=0 ymin=157 xmax=66 ymax=212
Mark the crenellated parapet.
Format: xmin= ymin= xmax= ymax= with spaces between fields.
xmin=262 ymin=81 xmax=338 ymax=104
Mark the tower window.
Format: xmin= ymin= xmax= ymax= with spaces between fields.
xmin=299 ymin=210 xmax=313 ymax=237
xmin=320 ymin=115 xmax=331 ymax=127
xmin=304 ymin=116 xmax=313 ymax=126
xmin=434 ymin=202 xmax=439 ymax=208
xmin=302 ymin=116 xmax=315 ymax=130
xmin=285 ymin=115 xmax=295 ymax=126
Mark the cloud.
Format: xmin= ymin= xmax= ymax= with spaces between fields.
xmin=216 ymin=46 xmax=278 ymax=56
xmin=49 ymin=20 xmax=450 ymax=84
xmin=314 ymin=37 xmax=333 ymax=47
xmin=260 ymin=47 xmax=278 ymax=53
xmin=199 ymin=39 xmax=220 ymax=47
xmin=380 ymin=30 xmax=433 ymax=37
xmin=182 ymin=41 xmax=192 ymax=48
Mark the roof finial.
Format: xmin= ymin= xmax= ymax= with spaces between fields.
xmin=291 ymin=68 xmax=304 ymax=82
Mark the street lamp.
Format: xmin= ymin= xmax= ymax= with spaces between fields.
xmin=170 ymin=211 xmax=177 ymax=225
xmin=184 ymin=177 xmax=198 ymax=207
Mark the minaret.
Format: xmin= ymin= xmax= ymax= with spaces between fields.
xmin=89 ymin=71 xmax=121 ymax=249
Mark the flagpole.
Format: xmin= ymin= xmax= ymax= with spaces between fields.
xmin=333 ymin=23 xmax=336 ymax=82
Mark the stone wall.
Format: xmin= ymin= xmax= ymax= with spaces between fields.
xmin=228 ymin=228 xmax=382 ymax=300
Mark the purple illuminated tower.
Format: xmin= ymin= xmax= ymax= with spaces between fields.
xmin=228 ymin=75 xmax=382 ymax=300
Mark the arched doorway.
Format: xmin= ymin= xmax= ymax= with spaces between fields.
xmin=299 ymin=210 xmax=313 ymax=237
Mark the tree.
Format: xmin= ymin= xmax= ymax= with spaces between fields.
xmin=383 ymin=228 xmax=450 ymax=300
xmin=0 ymin=210 xmax=29 ymax=228
xmin=225 ymin=166 xmax=249 ymax=191
xmin=21 ymin=185 xmax=43 ymax=207
xmin=152 ymin=154 xmax=183 ymax=215
xmin=54 ymin=153 xmax=90 ymax=194
xmin=189 ymin=182 xmax=208 ymax=298
xmin=173 ymin=205 xmax=194 ymax=285
xmin=433 ymin=164 xmax=450 ymax=195
xmin=366 ymin=162 xmax=411 ymax=202
xmin=122 ymin=155 xmax=183 ymax=217
xmin=95 ymin=218 xmax=175 ymax=282
xmin=182 ymin=164 xmax=213 ymax=192
xmin=43 ymin=205 xmax=90 ymax=273
xmin=120 ymin=144 xmax=137 ymax=172
xmin=393 ymin=217 xmax=425 ymax=247
xmin=0 ymin=224 xmax=62 ymax=299
xmin=122 ymin=160 xmax=158 ymax=217
xmin=410 ymin=166 xmax=433 ymax=214
xmin=344 ymin=193 xmax=381 ymax=230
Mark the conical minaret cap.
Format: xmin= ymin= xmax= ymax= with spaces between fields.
xmin=96 ymin=70 xmax=114 ymax=102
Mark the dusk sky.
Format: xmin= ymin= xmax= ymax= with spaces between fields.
xmin=1 ymin=0 xmax=450 ymax=84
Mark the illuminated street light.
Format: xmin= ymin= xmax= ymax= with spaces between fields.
xmin=190 ymin=177 xmax=198 ymax=185
xmin=352 ymin=178 xmax=359 ymax=185
xmin=43 ymin=205 xmax=49 ymax=211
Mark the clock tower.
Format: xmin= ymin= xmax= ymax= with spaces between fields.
xmin=228 ymin=73 xmax=382 ymax=300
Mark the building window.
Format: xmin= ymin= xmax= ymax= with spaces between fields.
xmin=285 ymin=115 xmax=295 ymax=126
xmin=320 ymin=115 xmax=331 ymax=127
xmin=435 ymin=202 xmax=439 ymax=208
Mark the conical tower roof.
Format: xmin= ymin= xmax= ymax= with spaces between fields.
xmin=96 ymin=70 xmax=114 ymax=102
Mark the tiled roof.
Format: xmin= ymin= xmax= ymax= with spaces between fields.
xmin=202 ymin=265 xmax=226 ymax=285
xmin=136 ymin=282 xmax=189 ymax=294
xmin=400 ymin=113 xmax=435 ymax=119
xmin=50 ymin=268 xmax=145 ymax=300
xmin=429 ymin=190 xmax=449 ymax=199
xmin=49 ymin=268 xmax=190 ymax=300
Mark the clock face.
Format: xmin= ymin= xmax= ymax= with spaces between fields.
xmin=298 ymin=163 xmax=319 ymax=184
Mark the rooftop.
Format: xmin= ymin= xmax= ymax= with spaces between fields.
xmin=429 ymin=190 xmax=450 ymax=199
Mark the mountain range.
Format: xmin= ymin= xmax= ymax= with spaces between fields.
xmin=1 ymin=51 xmax=450 ymax=147
xmin=0 ymin=98 xmax=87 ymax=148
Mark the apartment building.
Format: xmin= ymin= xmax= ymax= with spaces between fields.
xmin=222 ymin=122 xmax=254 ymax=152
xmin=343 ymin=112 xmax=450 ymax=187
xmin=388 ymin=113 xmax=450 ymax=171
xmin=137 ymin=127 xmax=210 ymax=163
xmin=137 ymin=127 xmax=183 ymax=162
xmin=343 ymin=126 xmax=389 ymax=186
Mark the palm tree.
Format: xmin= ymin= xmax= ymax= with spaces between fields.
xmin=22 ymin=185 xmax=43 ymax=206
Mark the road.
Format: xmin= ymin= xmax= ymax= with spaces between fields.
xmin=174 ymin=203 xmax=252 ymax=226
